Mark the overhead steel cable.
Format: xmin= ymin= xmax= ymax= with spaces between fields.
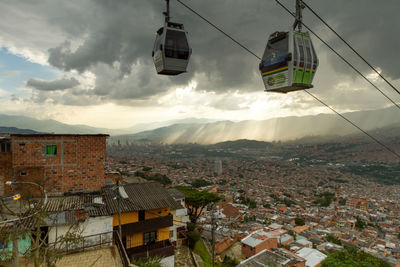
xmin=175 ymin=0 xmax=400 ymax=160
xmin=274 ymin=0 xmax=400 ymax=111
xmin=302 ymin=0 xmax=400 ymax=97
xmin=176 ymin=0 xmax=261 ymax=60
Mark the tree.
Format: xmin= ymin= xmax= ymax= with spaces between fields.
xmin=176 ymin=186 xmax=220 ymax=224
xmin=355 ymin=217 xmax=366 ymax=230
xmin=294 ymin=217 xmax=305 ymax=226
xmin=321 ymin=246 xmax=390 ymax=267
xmin=326 ymin=234 xmax=341 ymax=245
xmin=0 ymin=187 xmax=83 ymax=267
xmin=248 ymin=201 xmax=257 ymax=209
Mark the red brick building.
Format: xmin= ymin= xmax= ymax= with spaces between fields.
xmin=0 ymin=134 xmax=109 ymax=196
xmin=241 ymin=229 xmax=278 ymax=259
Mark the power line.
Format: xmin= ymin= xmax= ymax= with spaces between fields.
xmin=175 ymin=0 xmax=400 ymax=160
xmin=275 ymin=0 xmax=400 ymax=111
xmin=302 ymin=0 xmax=400 ymax=97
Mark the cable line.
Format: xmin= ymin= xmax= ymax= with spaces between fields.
xmin=302 ymin=0 xmax=400 ymax=97
xmin=176 ymin=0 xmax=261 ymax=60
xmin=275 ymin=0 xmax=400 ymax=111
xmin=175 ymin=0 xmax=400 ymax=160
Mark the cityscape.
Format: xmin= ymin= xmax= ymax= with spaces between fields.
xmin=1 ymin=0 xmax=400 ymax=267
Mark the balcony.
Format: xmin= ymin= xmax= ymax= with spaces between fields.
xmin=114 ymin=214 xmax=173 ymax=236
xmin=126 ymin=239 xmax=174 ymax=260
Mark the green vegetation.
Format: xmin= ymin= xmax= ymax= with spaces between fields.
xmin=313 ymin=192 xmax=335 ymax=207
xmin=135 ymin=171 xmax=171 ymax=185
xmin=326 ymin=234 xmax=341 ymax=245
xmin=176 ymin=186 xmax=220 ymax=224
xmin=295 ymin=217 xmax=305 ymax=226
xmin=222 ymin=256 xmax=239 ymax=267
xmin=187 ymin=231 xmax=201 ymax=249
xmin=340 ymin=164 xmax=400 ymax=185
xmin=338 ymin=198 xmax=347 ymax=206
xmin=248 ymin=200 xmax=257 ymax=209
xmin=132 ymin=256 xmax=162 ymax=267
xmin=263 ymin=203 xmax=271 ymax=209
xmin=355 ymin=217 xmax=366 ymax=230
xmin=321 ymin=246 xmax=390 ymax=267
xmin=142 ymin=166 xmax=152 ymax=171
xmin=193 ymin=239 xmax=212 ymax=267
xmin=191 ymin=178 xmax=212 ymax=188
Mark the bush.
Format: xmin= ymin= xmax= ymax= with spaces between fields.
xmin=132 ymin=256 xmax=162 ymax=267
xmin=187 ymin=231 xmax=201 ymax=249
xmin=295 ymin=217 xmax=305 ymax=226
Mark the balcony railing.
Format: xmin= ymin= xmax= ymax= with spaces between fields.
xmin=114 ymin=230 xmax=131 ymax=267
xmin=114 ymin=214 xmax=173 ymax=236
xmin=47 ymin=231 xmax=113 ymax=253
xmin=126 ymin=239 xmax=174 ymax=260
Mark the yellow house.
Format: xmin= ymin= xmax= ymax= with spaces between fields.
xmin=104 ymin=182 xmax=182 ymax=260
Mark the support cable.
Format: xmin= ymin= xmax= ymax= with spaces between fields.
xmin=302 ymin=0 xmax=400 ymax=96
xmin=175 ymin=0 xmax=400 ymax=160
xmin=275 ymin=0 xmax=400 ymax=110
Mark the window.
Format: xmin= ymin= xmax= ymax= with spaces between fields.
xmin=45 ymin=145 xmax=57 ymax=155
xmin=139 ymin=210 xmax=145 ymax=221
xmin=0 ymin=240 xmax=8 ymax=249
xmin=169 ymin=230 xmax=174 ymax=239
xmin=164 ymin=30 xmax=190 ymax=59
xmin=143 ymin=231 xmax=157 ymax=245
xmin=0 ymin=142 xmax=11 ymax=153
xmin=20 ymin=172 xmax=27 ymax=176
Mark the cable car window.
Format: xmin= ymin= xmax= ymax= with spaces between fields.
xmin=299 ymin=44 xmax=304 ymax=67
xmin=306 ymin=47 xmax=312 ymax=69
xmin=293 ymin=38 xmax=298 ymax=65
xmin=165 ymin=30 xmax=189 ymax=59
xmin=154 ymin=34 xmax=162 ymax=52
xmin=263 ymin=34 xmax=288 ymax=65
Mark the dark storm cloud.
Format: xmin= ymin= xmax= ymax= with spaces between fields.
xmin=26 ymin=77 xmax=79 ymax=91
xmin=8 ymin=0 xmax=399 ymax=107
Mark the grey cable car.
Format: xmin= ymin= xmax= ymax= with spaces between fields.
xmin=152 ymin=0 xmax=191 ymax=75
xmin=152 ymin=22 xmax=191 ymax=75
xmin=259 ymin=0 xmax=318 ymax=93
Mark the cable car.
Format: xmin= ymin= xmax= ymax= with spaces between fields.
xmin=152 ymin=0 xmax=191 ymax=75
xmin=259 ymin=28 xmax=318 ymax=93
xmin=152 ymin=22 xmax=191 ymax=75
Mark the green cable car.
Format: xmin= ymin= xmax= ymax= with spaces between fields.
xmin=259 ymin=0 xmax=318 ymax=93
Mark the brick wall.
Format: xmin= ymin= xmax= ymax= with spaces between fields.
xmin=242 ymin=237 xmax=278 ymax=259
xmin=7 ymin=135 xmax=108 ymax=195
xmin=0 ymin=149 xmax=12 ymax=196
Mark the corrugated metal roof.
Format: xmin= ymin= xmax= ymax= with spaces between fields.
xmin=103 ymin=182 xmax=182 ymax=214
xmin=167 ymin=188 xmax=185 ymax=200
xmin=44 ymin=194 xmax=108 ymax=217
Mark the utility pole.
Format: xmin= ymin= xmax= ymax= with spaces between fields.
xmin=211 ymin=204 xmax=215 ymax=267
xmin=117 ymin=180 xmax=122 ymax=238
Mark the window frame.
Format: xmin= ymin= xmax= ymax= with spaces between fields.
xmin=45 ymin=144 xmax=57 ymax=156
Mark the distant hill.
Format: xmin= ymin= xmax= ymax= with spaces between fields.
xmin=0 ymin=126 xmax=42 ymax=134
xmin=0 ymin=114 xmax=115 ymax=135
xmin=111 ymin=106 xmax=400 ymax=144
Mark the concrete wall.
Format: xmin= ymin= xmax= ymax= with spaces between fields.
xmin=48 ymin=216 xmax=113 ymax=249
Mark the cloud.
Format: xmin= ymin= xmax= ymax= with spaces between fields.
xmin=26 ymin=77 xmax=79 ymax=91
xmin=1 ymin=0 xmax=399 ymax=114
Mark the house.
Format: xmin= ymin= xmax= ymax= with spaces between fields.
xmin=0 ymin=221 xmax=31 ymax=261
xmin=0 ymin=134 xmax=109 ymax=196
xmin=167 ymin=188 xmax=189 ymax=245
xmin=43 ymin=194 xmax=113 ymax=249
xmin=103 ymin=182 xmax=182 ymax=262
xmin=241 ymin=229 xmax=278 ymax=259
xmin=238 ymin=248 xmax=306 ymax=267
xmin=295 ymin=247 xmax=327 ymax=267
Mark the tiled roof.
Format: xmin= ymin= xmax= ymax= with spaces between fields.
xmin=103 ymin=182 xmax=182 ymax=214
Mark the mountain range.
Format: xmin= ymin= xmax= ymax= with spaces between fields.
xmin=1 ymin=106 xmax=399 ymax=144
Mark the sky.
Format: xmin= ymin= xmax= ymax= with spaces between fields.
xmin=0 ymin=0 xmax=399 ymax=129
